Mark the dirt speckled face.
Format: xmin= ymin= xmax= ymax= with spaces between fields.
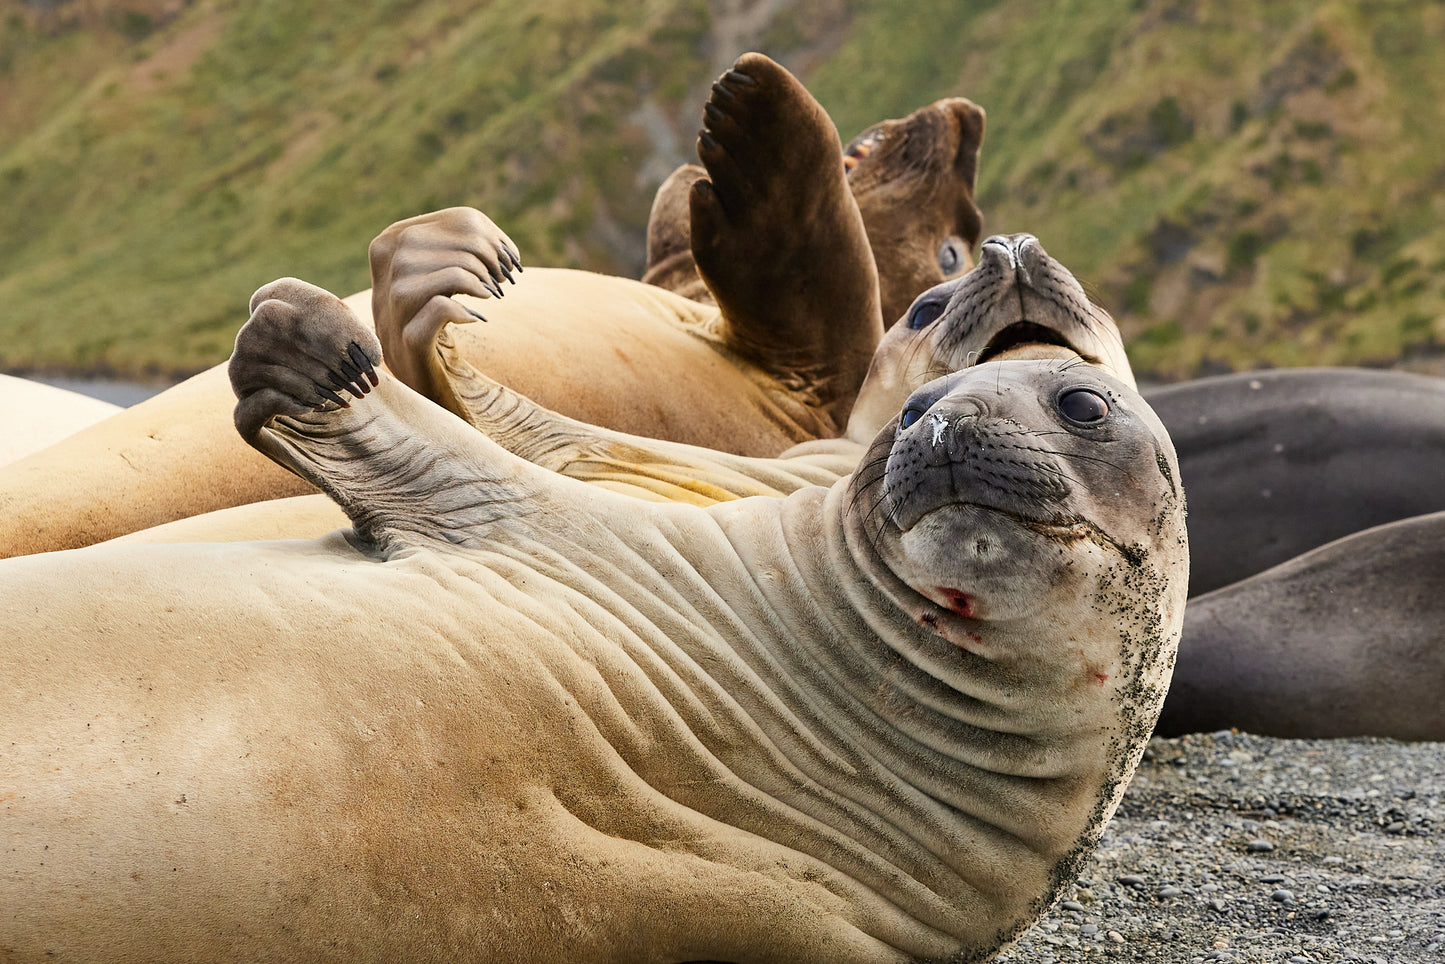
xmin=852 ymin=359 xmax=1184 ymax=628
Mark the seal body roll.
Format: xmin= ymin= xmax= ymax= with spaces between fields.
xmin=0 ymin=282 xmax=1188 ymax=962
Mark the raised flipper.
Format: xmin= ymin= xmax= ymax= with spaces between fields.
xmin=427 ymin=333 xmax=853 ymax=505
xmin=367 ymin=206 xmax=522 ymax=416
xmin=231 ymin=278 xmax=538 ymax=554
xmin=690 ymin=53 xmax=883 ymax=427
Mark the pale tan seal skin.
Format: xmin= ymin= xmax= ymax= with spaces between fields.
xmin=0 ymin=279 xmax=1187 ymax=963
xmin=0 ymin=375 xmax=120 ymax=467
xmin=112 ymin=233 xmax=1131 ymax=545
xmin=0 ymin=55 xmax=984 ymax=559
xmin=372 ymin=54 xmax=883 ymax=451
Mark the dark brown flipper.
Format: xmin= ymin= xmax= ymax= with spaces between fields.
xmin=689 ymin=53 xmax=884 ymax=430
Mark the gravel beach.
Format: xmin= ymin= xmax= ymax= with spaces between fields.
xmin=999 ymin=731 xmax=1444 ymax=963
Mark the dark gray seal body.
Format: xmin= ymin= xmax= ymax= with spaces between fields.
xmin=1145 ymin=367 xmax=1445 ymax=596
xmin=1158 ymin=510 xmax=1445 ymax=740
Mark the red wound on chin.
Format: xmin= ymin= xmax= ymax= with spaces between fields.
xmin=936 ymin=588 xmax=973 ymax=618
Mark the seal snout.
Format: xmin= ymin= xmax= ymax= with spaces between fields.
xmin=980 ymin=233 xmax=1040 ymax=281
xmin=884 ymin=377 xmax=1072 ymax=534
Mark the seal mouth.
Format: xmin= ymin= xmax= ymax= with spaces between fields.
xmin=974 ymin=321 xmax=1098 ymax=366
xmin=843 ymin=128 xmax=885 ymax=175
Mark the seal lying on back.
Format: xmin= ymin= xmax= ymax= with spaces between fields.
xmin=115 ymin=233 xmax=1133 ymax=543
xmin=0 ymin=53 xmax=986 ymax=558
xmin=0 ymin=280 xmax=1187 ymax=963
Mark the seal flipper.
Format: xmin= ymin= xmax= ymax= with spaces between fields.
xmin=690 ymin=53 xmax=883 ymax=430
xmin=428 ymin=334 xmax=851 ymax=504
xmin=231 ymin=278 xmax=537 ymax=554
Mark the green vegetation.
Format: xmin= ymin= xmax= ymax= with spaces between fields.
xmin=2 ymin=0 xmax=1444 ymax=380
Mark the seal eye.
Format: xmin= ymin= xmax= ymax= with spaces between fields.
xmin=900 ymin=406 xmax=925 ymax=429
xmin=937 ymin=237 xmax=965 ymax=275
xmin=1059 ymin=389 xmax=1110 ymax=425
xmin=907 ymin=300 xmax=944 ymax=330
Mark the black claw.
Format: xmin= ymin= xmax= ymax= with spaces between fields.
xmin=724 ymin=69 xmax=757 ymax=88
xmin=698 ymin=130 xmax=718 ymax=153
xmin=710 ymin=81 xmax=734 ymax=102
xmin=497 ymin=259 xmax=514 ymax=284
xmin=465 ymin=306 xmax=488 ymax=322
xmin=315 ymin=384 xmax=350 ymax=408
xmin=327 ymin=370 xmax=352 ymax=393
xmin=337 ymin=358 xmax=368 ymax=396
xmin=483 ymin=276 xmax=503 ymax=298
xmin=704 ymin=103 xmax=725 ymax=126
xmin=347 ymin=342 xmax=377 ymax=388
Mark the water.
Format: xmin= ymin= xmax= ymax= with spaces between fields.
xmin=28 ymin=376 xmax=171 ymax=407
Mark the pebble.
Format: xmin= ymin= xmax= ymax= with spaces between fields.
xmin=1247 ymin=839 xmax=1275 ymax=852
xmin=1271 ymin=889 xmax=1295 ymax=903
xmin=1108 ymin=930 xmax=1124 ymax=944
xmin=1080 ymin=924 xmax=1099 ymax=937
xmin=1060 ymin=900 xmax=1086 ymax=913
xmin=1157 ymin=885 xmax=1183 ymax=898
xmin=1261 ymin=874 xmax=1287 ymax=884
xmin=1119 ymin=874 xmax=1147 ymax=887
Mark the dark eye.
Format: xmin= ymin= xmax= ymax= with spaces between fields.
xmin=907 ymin=300 xmax=944 ymax=330
xmin=937 ymin=237 xmax=965 ymax=275
xmin=1059 ymin=389 xmax=1110 ymax=424
xmin=900 ymin=406 xmax=925 ymax=429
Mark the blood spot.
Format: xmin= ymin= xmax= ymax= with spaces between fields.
xmin=936 ymin=587 xmax=973 ymax=618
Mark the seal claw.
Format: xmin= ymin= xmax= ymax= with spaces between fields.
xmin=314 ymin=384 xmax=349 ymax=408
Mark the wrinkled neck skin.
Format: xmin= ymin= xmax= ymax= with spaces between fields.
xmin=247 ymin=367 xmax=1177 ymax=960
xmin=476 ymin=471 xmax=1174 ymax=961
xmin=790 ymin=458 xmax=1180 ymax=956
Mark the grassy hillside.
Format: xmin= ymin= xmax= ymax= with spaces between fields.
xmin=2 ymin=0 xmax=1443 ymax=380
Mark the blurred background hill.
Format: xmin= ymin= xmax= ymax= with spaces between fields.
xmin=2 ymin=0 xmax=1443 ymax=382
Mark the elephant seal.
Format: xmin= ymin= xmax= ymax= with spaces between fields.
xmin=1157 ymin=510 xmax=1445 ymax=741
xmin=1142 ymin=367 xmax=1445 ymax=596
xmin=109 ymin=233 xmax=1132 ymax=545
xmin=0 ymin=279 xmax=1187 ymax=963
xmin=640 ymin=93 xmax=986 ymax=327
xmin=0 ymin=374 xmax=120 ymax=467
xmin=0 ymin=54 xmax=986 ymax=559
